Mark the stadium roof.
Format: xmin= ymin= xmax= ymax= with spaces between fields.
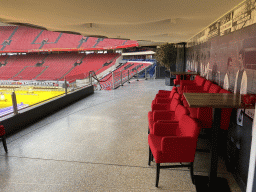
xmin=0 ymin=0 xmax=244 ymax=45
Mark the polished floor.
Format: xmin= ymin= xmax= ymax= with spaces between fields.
xmin=0 ymin=79 xmax=242 ymax=191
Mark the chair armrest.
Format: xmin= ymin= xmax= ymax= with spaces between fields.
xmin=184 ymin=85 xmax=204 ymax=93
xmin=153 ymin=122 xmax=179 ymax=136
xmin=157 ymin=120 xmax=179 ymax=123
xmin=155 ymin=93 xmax=170 ymax=98
xmin=158 ymin=90 xmax=172 ymax=94
xmin=156 ymin=98 xmax=171 ymax=104
xmin=180 ymin=80 xmax=195 ymax=85
xmin=152 ymin=103 xmax=170 ymax=111
xmin=153 ymin=110 xmax=175 ymax=121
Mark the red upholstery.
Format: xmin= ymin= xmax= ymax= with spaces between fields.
xmin=155 ymin=92 xmax=180 ymax=104
xmin=202 ymin=80 xmax=213 ymax=92
xmin=148 ymin=103 xmax=189 ymax=134
xmin=150 ymin=98 xmax=181 ymax=121
xmin=148 ymin=114 xmax=201 ymax=187
xmin=0 ymin=125 xmax=6 ymax=136
xmin=158 ymin=86 xmax=177 ymax=94
xmin=183 ymin=79 xmax=212 ymax=93
xmin=155 ymin=87 xmax=177 ymax=98
xmin=174 ymin=75 xmax=181 ymax=85
xmin=149 ymin=114 xmax=200 ymax=163
xmin=194 ymin=75 xmax=206 ymax=87
xmin=0 ymin=125 xmax=7 ymax=153
xmin=151 ymin=89 xmax=177 ymax=107
xmin=208 ymin=84 xmax=221 ymax=93
xmin=148 ymin=99 xmax=181 ymax=133
xmin=178 ymin=80 xmax=194 ymax=94
xmin=178 ymin=75 xmax=206 ymax=94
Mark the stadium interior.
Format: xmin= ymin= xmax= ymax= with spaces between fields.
xmin=0 ymin=0 xmax=256 ymax=192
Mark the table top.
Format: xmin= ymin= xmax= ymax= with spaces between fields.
xmin=183 ymin=93 xmax=255 ymax=109
xmin=170 ymin=72 xmax=199 ymax=75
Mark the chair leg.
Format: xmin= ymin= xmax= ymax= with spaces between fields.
xmin=156 ymin=163 xmax=160 ymax=187
xmin=148 ymin=147 xmax=152 ymax=166
xmin=190 ymin=162 xmax=195 ymax=184
xmin=2 ymin=135 xmax=8 ymax=153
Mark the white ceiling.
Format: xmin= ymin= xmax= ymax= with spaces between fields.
xmin=0 ymin=0 xmax=244 ymax=44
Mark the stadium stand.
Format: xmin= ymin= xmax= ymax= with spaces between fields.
xmin=0 ymin=26 xmax=138 ymax=52
xmin=12 ymin=66 xmax=47 ymax=80
xmin=36 ymin=53 xmax=85 ymax=80
xmin=0 ymin=26 xmax=18 ymax=51
xmin=95 ymin=39 xmax=126 ymax=49
xmin=0 ymin=66 xmax=24 ymax=80
xmin=8 ymin=26 xmax=42 ymax=51
xmin=64 ymin=53 xmax=120 ymax=82
xmin=6 ymin=54 xmax=46 ymax=67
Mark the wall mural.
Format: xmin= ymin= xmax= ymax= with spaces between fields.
xmin=186 ymin=0 xmax=256 ymax=120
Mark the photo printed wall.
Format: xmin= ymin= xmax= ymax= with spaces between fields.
xmin=186 ymin=0 xmax=256 ymax=120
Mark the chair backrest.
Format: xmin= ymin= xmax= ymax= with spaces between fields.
xmin=208 ymin=84 xmax=221 ymax=93
xmin=194 ymin=75 xmax=206 ymax=87
xmin=203 ymin=80 xmax=212 ymax=92
xmin=180 ymin=80 xmax=194 ymax=91
xmin=0 ymin=125 xmax=6 ymax=136
xmin=170 ymin=98 xmax=181 ymax=111
xmin=168 ymin=89 xmax=177 ymax=99
xmin=172 ymin=92 xmax=181 ymax=100
xmin=178 ymin=115 xmax=200 ymax=137
xmin=175 ymin=104 xmax=190 ymax=121
xmin=176 ymin=75 xmax=181 ymax=81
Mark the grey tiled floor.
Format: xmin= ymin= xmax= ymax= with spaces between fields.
xmin=0 ymin=79 xmax=241 ymax=191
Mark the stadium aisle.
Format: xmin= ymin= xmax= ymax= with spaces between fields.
xmin=0 ymin=79 xmax=241 ymax=191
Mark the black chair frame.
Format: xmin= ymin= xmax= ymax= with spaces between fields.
xmin=1 ymin=135 xmax=8 ymax=153
xmin=148 ymin=147 xmax=194 ymax=187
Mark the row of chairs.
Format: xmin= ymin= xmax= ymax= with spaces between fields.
xmin=147 ymin=75 xmax=233 ymax=187
xmin=148 ymin=86 xmax=200 ymax=187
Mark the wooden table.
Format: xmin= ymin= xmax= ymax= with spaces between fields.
xmin=183 ymin=93 xmax=254 ymax=191
xmin=170 ymin=72 xmax=200 ymax=76
xmin=170 ymin=72 xmax=199 ymax=80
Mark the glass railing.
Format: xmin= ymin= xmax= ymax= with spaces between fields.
xmin=0 ymin=80 xmax=91 ymax=118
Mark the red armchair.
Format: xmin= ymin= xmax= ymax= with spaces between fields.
xmin=148 ymin=103 xmax=190 ymax=133
xmin=157 ymin=86 xmax=177 ymax=94
xmin=151 ymin=87 xmax=177 ymax=106
xmin=178 ymin=75 xmax=206 ymax=94
xmin=0 ymin=125 xmax=7 ymax=153
xmin=148 ymin=114 xmax=201 ymax=187
xmin=183 ymin=80 xmax=212 ymax=93
xmin=155 ymin=92 xmax=181 ymax=104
